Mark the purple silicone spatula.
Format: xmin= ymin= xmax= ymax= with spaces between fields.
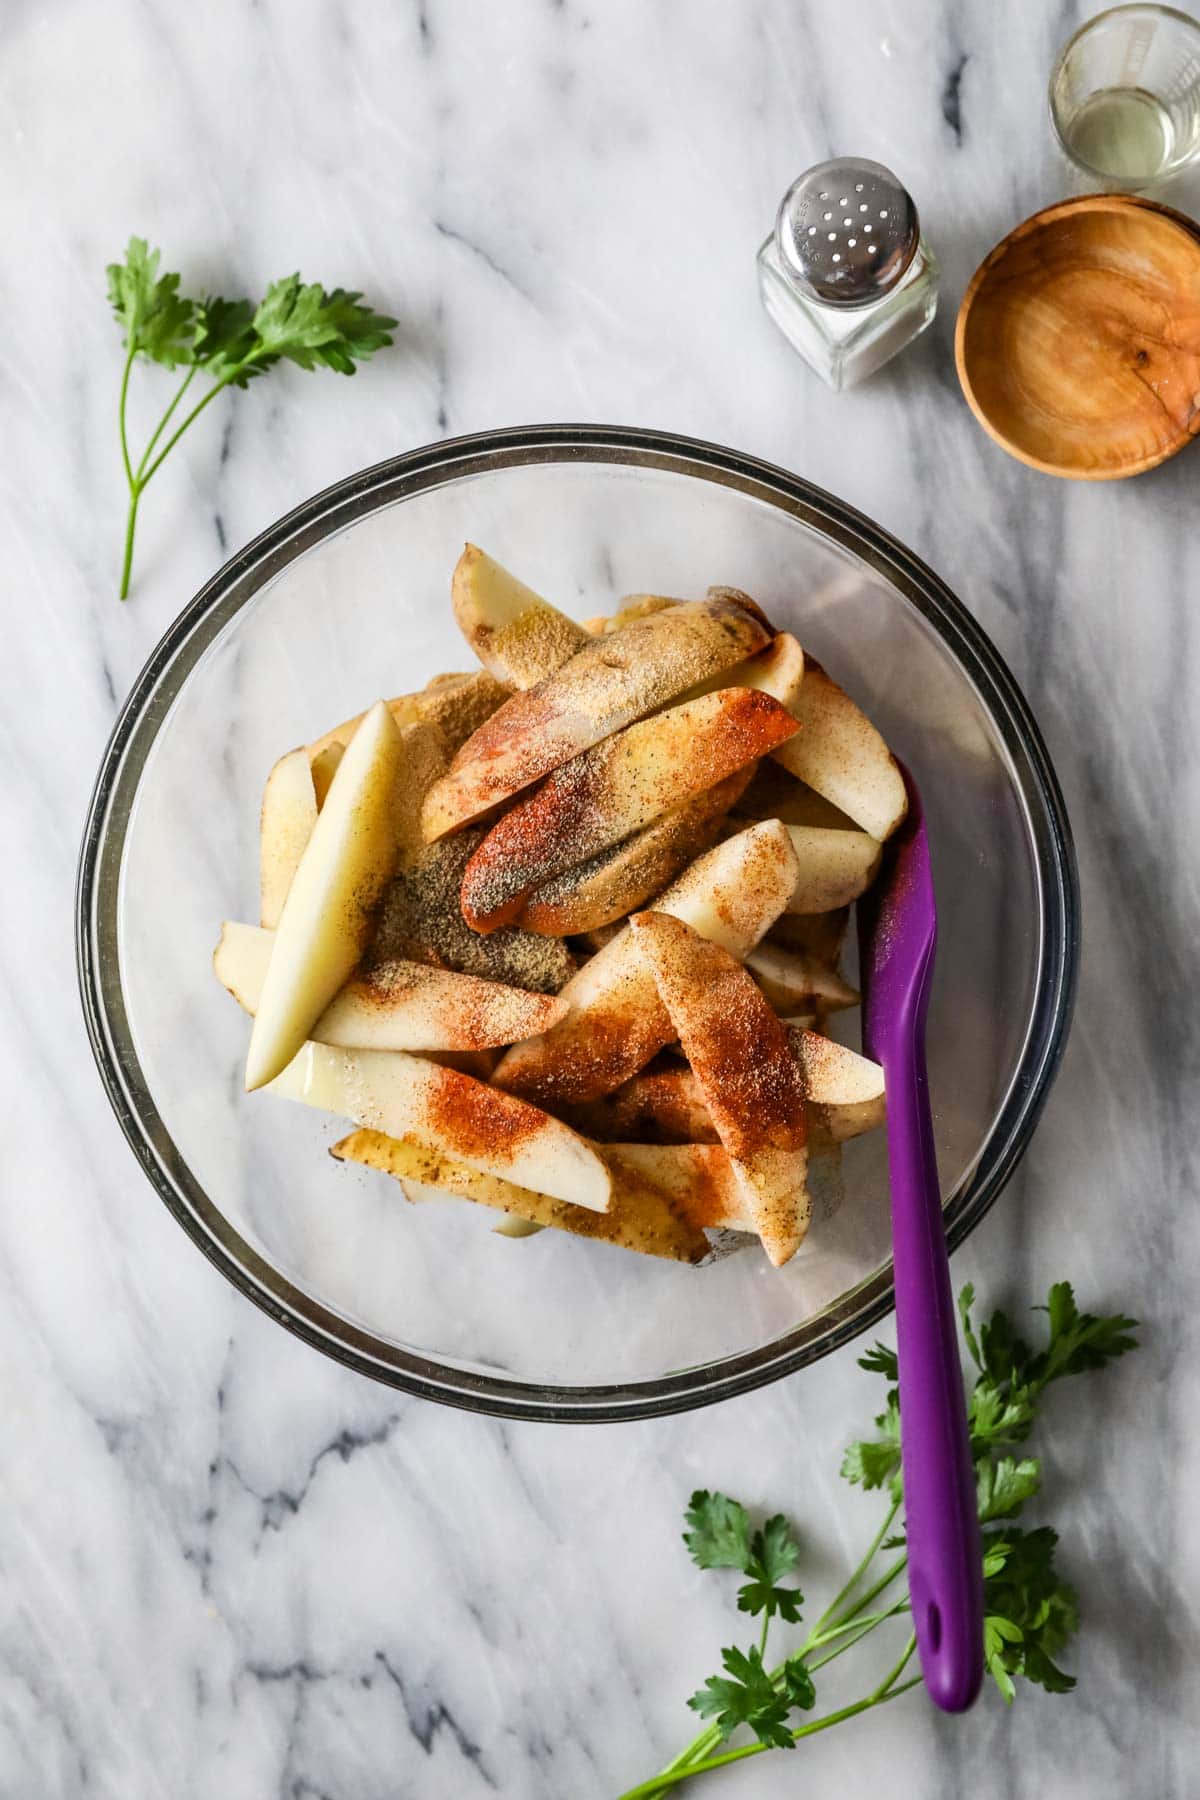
xmin=857 ymin=765 xmax=984 ymax=1713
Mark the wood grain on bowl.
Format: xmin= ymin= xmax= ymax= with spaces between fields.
xmin=955 ymin=195 xmax=1200 ymax=480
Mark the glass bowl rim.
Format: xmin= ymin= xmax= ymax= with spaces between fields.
xmin=76 ymin=423 xmax=1079 ymax=1423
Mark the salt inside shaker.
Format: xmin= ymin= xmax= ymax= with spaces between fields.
xmin=757 ymin=158 xmax=938 ymax=391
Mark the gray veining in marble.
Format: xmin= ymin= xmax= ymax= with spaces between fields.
xmin=2 ymin=1 xmax=1198 ymax=1795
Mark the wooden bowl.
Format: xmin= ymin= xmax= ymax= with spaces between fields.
xmin=955 ymin=195 xmax=1200 ymax=480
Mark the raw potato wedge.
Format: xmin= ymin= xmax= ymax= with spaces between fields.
xmin=787 ymin=1027 xmax=886 ymax=1141
xmin=784 ymin=825 xmax=881 ymax=914
xmin=772 ymin=661 xmax=908 ymax=839
xmin=262 ymin=721 xmax=445 ymax=922
xmin=734 ymin=761 xmax=859 ymax=830
xmin=309 ymin=741 xmax=345 ymax=809
xmin=331 ymin=1129 xmax=710 ymax=1262
xmin=518 ymin=770 xmax=752 ymax=936
xmin=245 ymin=701 xmax=405 ymax=1091
xmin=628 ymin=912 xmax=810 ymax=1266
xmin=373 ymin=830 xmax=575 ymax=994
xmin=421 ymin=595 xmax=771 ymax=840
xmin=807 ymin=1135 xmax=845 ymax=1220
xmin=705 ymin=585 xmax=777 ymax=635
xmin=568 ymin=1035 xmax=886 ymax=1144
xmin=271 ymin=1042 xmax=610 ymax=1211
xmin=259 ymin=749 xmax=319 ymax=931
xmin=215 ymin=921 xmax=568 ymax=1050
xmin=745 ymin=943 xmax=860 ymax=1014
xmin=460 ymin=690 xmax=797 ymax=931
xmin=601 ymin=1141 xmax=750 ymax=1230
xmin=561 ymin=1063 xmax=720 ymax=1144
xmin=307 ymin=670 xmax=511 ymax=764
xmin=452 ymin=544 xmax=590 ymax=688
xmin=582 ymin=594 xmax=682 ymax=635
xmin=682 ymin=630 xmax=805 ymax=710
xmin=492 ymin=820 xmax=800 ymax=1105
xmin=767 ymin=908 xmax=850 ymax=963
xmin=392 ymin=719 xmax=452 ymax=871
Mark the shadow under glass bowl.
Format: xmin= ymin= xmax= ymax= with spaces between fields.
xmin=77 ymin=425 xmax=1078 ymax=1422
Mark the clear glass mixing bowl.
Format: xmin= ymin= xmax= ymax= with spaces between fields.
xmin=77 ymin=426 xmax=1078 ymax=1421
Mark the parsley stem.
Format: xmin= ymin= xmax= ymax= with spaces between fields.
xmin=827 ymin=1552 xmax=908 ymax=1631
xmin=118 ymin=486 xmax=141 ymax=602
xmin=139 ymin=367 xmax=245 ymax=488
xmin=615 ymin=1676 xmax=923 ymax=1799
xmin=118 ymin=346 xmax=137 ymax=490
xmin=136 ymin=364 xmax=197 ymax=483
xmin=808 ymin=1601 xmax=909 ymax=1649
xmin=638 ymin=1558 xmax=912 ymax=1797
xmin=870 ymin=1630 xmax=917 ymax=1702
xmin=813 ymin=1494 xmax=901 ymax=1635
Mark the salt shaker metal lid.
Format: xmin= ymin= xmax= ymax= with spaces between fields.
xmin=776 ymin=158 xmax=920 ymax=311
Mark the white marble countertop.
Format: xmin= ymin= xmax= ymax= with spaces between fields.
xmin=4 ymin=1 xmax=1198 ymax=1794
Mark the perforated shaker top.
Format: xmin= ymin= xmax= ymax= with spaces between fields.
xmin=775 ymin=158 xmax=920 ymax=310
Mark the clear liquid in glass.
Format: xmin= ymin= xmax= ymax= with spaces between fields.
xmin=1064 ymin=85 xmax=1174 ymax=180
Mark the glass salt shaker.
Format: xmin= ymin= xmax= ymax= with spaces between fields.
xmin=757 ymin=158 xmax=938 ymax=391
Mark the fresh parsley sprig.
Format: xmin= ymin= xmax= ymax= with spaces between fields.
xmin=617 ymin=1280 xmax=1138 ymax=1798
xmin=106 ymin=238 xmax=397 ymax=598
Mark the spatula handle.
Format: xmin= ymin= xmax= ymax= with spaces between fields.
xmin=885 ymin=999 xmax=984 ymax=1712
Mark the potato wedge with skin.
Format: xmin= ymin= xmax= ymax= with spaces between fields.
xmin=331 ymin=1129 xmax=710 ymax=1261
xmin=271 ymin=1042 xmax=610 ymax=1210
xmin=460 ymin=690 xmax=797 ymax=932
xmin=734 ymin=761 xmax=859 ymax=830
xmin=245 ymin=701 xmax=405 ymax=1092
xmin=705 ymin=585 xmax=777 ymax=635
xmin=772 ymin=661 xmax=907 ymax=840
xmin=493 ymin=820 xmax=799 ymax=1106
xmin=452 ymin=544 xmax=591 ymax=688
xmin=422 ymin=595 xmax=771 ymax=840
xmin=518 ymin=769 xmax=752 ymax=937
xmin=745 ymin=943 xmax=860 ymax=1014
xmin=307 ymin=669 xmax=511 ymax=764
xmin=784 ymin=825 xmax=881 ymax=914
xmin=787 ymin=1027 xmax=886 ymax=1141
xmin=628 ymin=912 xmax=810 ymax=1266
xmin=582 ymin=594 xmax=682 ymax=635
xmin=259 ymin=749 xmax=318 ymax=931
xmin=215 ymin=921 xmax=568 ymax=1050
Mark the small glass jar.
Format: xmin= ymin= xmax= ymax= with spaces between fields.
xmin=757 ymin=158 xmax=938 ymax=391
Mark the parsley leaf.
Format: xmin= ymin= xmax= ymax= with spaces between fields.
xmin=857 ymin=1342 xmax=898 ymax=1379
xmin=684 ymin=1492 xmax=751 ymax=1571
xmin=687 ymin=1645 xmax=799 ymax=1749
xmin=840 ymin=1386 xmax=901 ymax=1492
xmin=976 ymin=1455 xmax=1041 ymax=1522
xmin=107 ymin=237 xmax=195 ymax=368
xmin=249 ymin=275 xmax=397 ymax=376
xmin=780 ymin=1653 xmax=816 ymax=1713
xmin=192 ymin=295 xmax=257 ymax=375
xmin=737 ymin=1516 xmax=803 ymax=1623
xmin=107 ymin=240 xmax=396 ymax=597
xmin=981 ymin=1528 xmax=1079 ymax=1702
xmin=1030 ymin=1283 xmax=1139 ymax=1387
